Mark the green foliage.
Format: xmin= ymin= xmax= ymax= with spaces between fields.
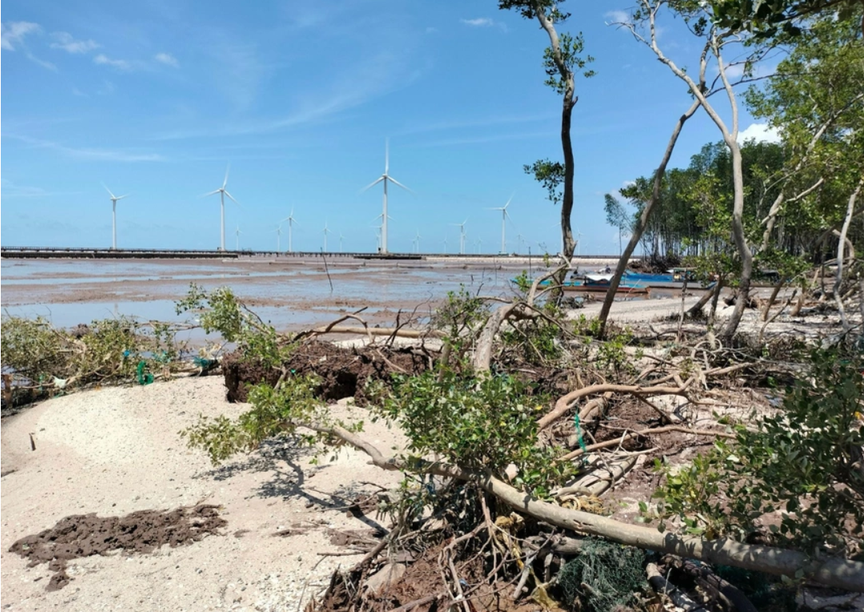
xmin=1 ymin=316 xmax=65 ymax=384
xmin=711 ymin=0 xmax=863 ymax=40
xmin=523 ymin=159 xmax=565 ymax=207
xmin=1 ymin=314 xmax=186 ymax=392
xmin=572 ymin=316 xmax=639 ymax=376
xmin=431 ymin=285 xmax=488 ymax=340
xmin=176 ymin=284 xmax=293 ymax=368
xmin=370 ymin=370 xmax=573 ymax=498
xmin=181 ymin=374 xmax=340 ymax=465
xmin=542 ymin=31 xmax=595 ymax=93
xmin=651 ymin=347 xmax=864 ymax=555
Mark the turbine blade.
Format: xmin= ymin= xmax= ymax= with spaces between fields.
xmin=103 ymin=183 xmax=116 ymax=199
xmin=385 ymin=138 xmax=389 ymax=174
xmin=116 ymin=194 xmax=129 ymax=200
xmin=223 ymin=164 xmax=230 ymax=188
xmin=504 ymin=192 xmax=514 ymax=208
xmin=201 ymin=189 xmax=221 ymax=197
xmin=224 ymin=190 xmax=240 ymax=205
xmin=388 ymin=176 xmax=413 ymax=193
xmin=361 ymin=176 xmax=385 ymax=192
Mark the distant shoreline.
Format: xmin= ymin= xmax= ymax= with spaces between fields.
xmin=1 ymin=246 xmax=635 ymax=263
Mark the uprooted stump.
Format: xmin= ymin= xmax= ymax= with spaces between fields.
xmin=8 ymin=504 xmax=226 ymax=591
xmin=223 ymin=341 xmax=430 ymax=405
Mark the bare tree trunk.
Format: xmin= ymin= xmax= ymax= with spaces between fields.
xmin=533 ymin=7 xmax=577 ymax=297
xmin=717 ymin=106 xmax=753 ymax=341
xmin=686 ymin=280 xmax=719 ymax=319
xmin=314 ymin=422 xmax=864 ymax=592
xmin=834 ymin=177 xmax=864 ymax=331
xmin=761 ymin=280 xmax=785 ymax=322
xmin=709 ymin=277 xmax=725 ymax=325
xmin=597 ymin=99 xmax=699 ymax=336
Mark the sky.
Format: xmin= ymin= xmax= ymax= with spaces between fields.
xmin=1 ymin=0 xmax=779 ymax=255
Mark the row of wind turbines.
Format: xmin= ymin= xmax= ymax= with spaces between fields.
xmin=103 ymin=140 xmax=526 ymax=254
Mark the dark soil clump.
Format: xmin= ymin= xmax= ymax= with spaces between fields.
xmin=8 ymin=504 xmax=226 ymax=591
xmin=223 ymin=341 xmax=430 ymax=405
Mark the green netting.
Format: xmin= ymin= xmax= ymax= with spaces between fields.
xmin=558 ymin=538 xmax=647 ymax=612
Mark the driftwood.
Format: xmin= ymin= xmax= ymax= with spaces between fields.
xmin=307 ymin=325 xmax=443 ymax=339
xmin=308 ymin=423 xmax=864 ymax=592
xmin=539 ymin=379 xmax=693 ymax=430
xmin=647 ymin=562 xmax=707 ymax=612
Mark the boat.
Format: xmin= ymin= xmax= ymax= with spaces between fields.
xmin=528 ymin=273 xmax=651 ymax=296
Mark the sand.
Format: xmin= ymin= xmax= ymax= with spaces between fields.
xmin=1 ymin=377 xmax=406 ymax=611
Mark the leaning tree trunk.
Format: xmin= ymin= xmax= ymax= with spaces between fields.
xmin=597 ymin=99 xmax=699 ymax=337
xmin=316 ymin=423 xmax=864 ymax=592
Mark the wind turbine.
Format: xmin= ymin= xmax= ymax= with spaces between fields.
xmin=487 ymin=194 xmax=513 ymax=254
xmin=322 ymin=221 xmax=330 ymax=251
xmin=451 ymin=219 xmax=468 ymax=255
xmin=414 ymin=230 xmax=422 ymax=254
xmin=476 ymin=238 xmax=483 ymax=254
xmin=103 ymin=184 xmax=129 ymax=250
xmin=339 ymin=233 xmax=344 ymax=253
xmin=202 ymin=165 xmax=239 ymax=251
xmin=371 ymin=225 xmax=382 ymax=252
xmin=281 ymin=209 xmax=299 ymax=253
xmin=443 ymin=236 xmax=448 ymax=254
xmin=275 ymin=223 xmax=283 ymax=252
xmin=235 ymin=225 xmax=242 ymax=251
xmin=516 ymin=233 xmax=525 ymax=253
xmin=361 ymin=139 xmax=412 ymax=254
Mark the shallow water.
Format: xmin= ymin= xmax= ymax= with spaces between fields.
xmin=0 ymin=258 xmax=518 ymax=331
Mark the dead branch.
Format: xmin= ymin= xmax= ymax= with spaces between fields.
xmin=556 ymin=425 xmax=735 ymax=463
xmin=539 ymin=379 xmax=694 ymax=430
xmin=308 ymin=325 xmax=443 ymax=339
xmin=306 ymin=423 xmax=864 ymax=592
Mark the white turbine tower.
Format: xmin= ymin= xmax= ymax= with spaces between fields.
xmin=235 ymin=225 xmax=242 ymax=251
xmin=487 ymin=194 xmax=513 ymax=254
xmin=361 ymin=139 xmax=412 ymax=254
xmin=414 ymin=230 xmax=422 ymax=254
xmin=476 ymin=238 xmax=483 ymax=254
xmin=451 ymin=219 xmax=468 ymax=255
xmin=202 ymin=165 xmax=239 ymax=251
xmin=339 ymin=233 xmax=344 ymax=252
xmin=282 ymin=209 xmax=299 ymax=253
xmin=103 ymin=184 xmax=129 ymax=250
xmin=275 ymin=223 xmax=283 ymax=252
xmin=322 ymin=221 xmax=330 ymax=251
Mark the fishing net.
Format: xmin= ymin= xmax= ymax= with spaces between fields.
xmin=558 ymin=538 xmax=647 ymax=612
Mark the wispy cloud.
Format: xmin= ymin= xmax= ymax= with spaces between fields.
xmin=2 ymin=21 xmax=56 ymax=70
xmin=738 ymin=123 xmax=781 ymax=144
xmin=154 ymin=52 xmax=179 ymax=67
xmin=1 ymin=179 xmax=80 ymax=198
xmin=409 ymin=131 xmax=554 ymax=149
xmin=399 ymin=113 xmax=557 ymax=136
xmin=93 ymin=53 xmax=132 ymax=71
xmin=460 ymin=17 xmax=508 ymax=31
xmin=1 ymin=21 xmax=40 ymax=50
xmin=7 ymin=134 xmax=165 ymax=162
xmin=604 ymin=10 xmax=632 ymax=25
xmin=50 ymin=31 xmax=99 ymax=54
xmin=154 ymin=46 xmax=417 ymax=140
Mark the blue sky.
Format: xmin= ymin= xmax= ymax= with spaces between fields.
xmin=1 ymin=1 xmax=777 ymax=254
